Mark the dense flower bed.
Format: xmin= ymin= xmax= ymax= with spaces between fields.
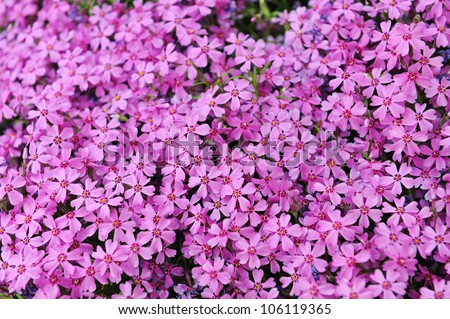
xmin=0 ymin=0 xmax=449 ymax=299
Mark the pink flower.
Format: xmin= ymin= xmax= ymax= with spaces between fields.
xmin=264 ymin=214 xmax=301 ymax=251
xmin=216 ymin=79 xmax=253 ymax=111
xmin=207 ymin=219 xmax=240 ymax=248
xmin=371 ymin=85 xmax=405 ymax=120
xmin=131 ymin=61 xmax=155 ymax=88
xmin=403 ymin=103 xmax=437 ymax=132
xmin=196 ymin=257 xmax=231 ymax=292
xmin=123 ymin=173 xmax=155 ymax=206
xmin=192 ymin=36 xmax=222 ymax=67
xmin=113 ymin=281 xmax=147 ymax=299
xmin=119 ymin=232 xmax=153 ymax=268
xmin=425 ymin=77 xmax=450 ymax=106
xmin=188 ymin=165 xmax=221 ymax=199
xmin=422 ymin=218 xmax=450 ymax=256
xmin=6 ymin=250 xmax=44 ymax=291
xmin=420 ymin=279 xmax=450 ymax=299
xmin=391 ymin=23 xmax=427 ymax=56
xmin=43 ymin=245 xmax=82 ymax=276
xmin=221 ymin=178 xmax=256 ymax=211
xmin=0 ymin=174 xmax=25 ymax=205
xmin=143 ymin=214 xmax=176 ymax=255
xmin=235 ymin=46 xmax=265 ymax=72
xmin=314 ymin=178 xmax=348 ymax=205
xmin=380 ymin=0 xmax=411 ymax=19
xmin=92 ymin=240 xmax=129 ymax=283
xmin=433 ymin=17 xmax=449 ymax=48
xmin=70 ymin=179 xmax=103 ymax=211
xmin=156 ymin=43 xmax=178 ymax=76
xmin=317 ymin=209 xmax=360 ymax=250
xmin=384 ymin=163 xmax=414 ymax=196
xmin=235 ymin=234 xmax=271 ymax=269
xmin=292 ymin=241 xmax=327 ymax=277
xmin=153 ymin=182 xmax=188 ymax=210
xmin=336 ymin=276 xmax=378 ymax=298
xmin=331 ymin=243 xmax=370 ymax=279
xmin=386 ymin=126 xmax=428 ymax=159
xmin=98 ymin=53 xmax=123 ymax=83
xmin=329 ymin=67 xmax=358 ymax=93
xmin=370 ymin=269 xmax=407 ymax=299
xmin=348 ymin=194 xmax=382 ymax=228
xmin=382 ymin=197 xmax=419 ymax=227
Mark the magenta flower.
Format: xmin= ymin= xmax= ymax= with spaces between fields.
xmin=425 ymin=77 xmax=450 ymax=106
xmin=43 ymin=245 xmax=82 ymax=276
xmin=348 ymin=194 xmax=382 ymax=228
xmin=123 ymin=173 xmax=155 ymax=206
xmin=264 ymin=214 xmax=301 ymax=251
xmin=0 ymin=0 xmax=449 ymax=300
xmin=422 ymin=219 xmax=450 ymax=256
xmin=92 ymin=240 xmax=129 ymax=283
xmin=331 ymin=243 xmax=370 ymax=279
xmin=420 ymin=279 xmax=450 ymax=299
xmin=153 ymin=182 xmax=188 ymax=210
xmin=216 ymin=79 xmax=252 ymax=111
xmin=329 ymin=67 xmax=358 ymax=93
xmin=131 ymin=61 xmax=155 ymax=88
xmin=380 ymin=0 xmax=411 ymax=19
xmin=371 ymin=85 xmax=405 ymax=120
xmin=235 ymin=46 xmax=265 ymax=72
xmin=6 ymin=250 xmax=44 ymax=291
xmin=40 ymin=125 xmax=73 ymax=152
xmin=317 ymin=210 xmax=360 ymax=250
xmin=391 ymin=23 xmax=427 ymax=56
xmin=314 ymin=178 xmax=348 ymax=205
xmin=98 ymin=208 xmax=136 ymax=242
xmin=384 ymin=163 xmax=414 ymax=196
xmin=242 ymin=269 xmax=278 ymax=298
xmin=192 ymin=36 xmax=222 ymax=67
xmin=196 ymin=257 xmax=231 ymax=292
xmin=336 ymin=276 xmax=378 ymax=299
xmin=0 ymin=174 xmax=25 ymax=205
xmin=70 ymin=179 xmax=103 ymax=211
xmin=433 ymin=17 xmax=449 ymax=48
xmin=404 ymin=103 xmax=437 ymax=132
xmin=143 ymin=215 xmax=176 ymax=255
xmin=297 ymin=277 xmax=335 ymax=299
xmin=292 ymin=241 xmax=327 ymax=277
xmin=156 ymin=43 xmax=178 ymax=76
xmin=97 ymin=53 xmax=123 ymax=83
xmin=386 ymin=126 xmax=428 ymax=159
xmin=235 ymin=234 xmax=271 ymax=269
xmin=221 ymin=178 xmax=256 ymax=211
xmin=113 ymin=281 xmax=147 ymax=299
xmin=370 ymin=269 xmax=407 ymax=299
xmin=207 ymin=219 xmax=240 ymax=248
xmin=119 ymin=232 xmax=153 ymax=268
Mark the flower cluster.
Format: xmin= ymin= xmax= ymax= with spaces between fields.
xmin=0 ymin=0 xmax=449 ymax=299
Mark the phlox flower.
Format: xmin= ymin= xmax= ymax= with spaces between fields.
xmin=317 ymin=210 xmax=360 ymax=251
xmin=70 ymin=178 xmax=103 ymax=211
xmin=264 ymin=214 xmax=301 ymax=251
xmin=235 ymin=234 xmax=271 ymax=269
xmin=6 ymin=250 xmax=44 ymax=292
xmin=195 ymin=257 xmax=231 ymax=292
xmin=370 ymin=269 xmax=407 ymax=299
xmin=216 ymin=79 xmax=252 ymax=111
xmin=380 ymin=0 xmax=411 ymax=19
xmin=92 ymin=240 xmax=129 ymax=283
xmin=0 ymin=174 xmax=26 ymax=205
xmin=371 ymin=85 xmax=405 ymax=120
xmin=313 ymin=178 xmax=348 ymax=206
